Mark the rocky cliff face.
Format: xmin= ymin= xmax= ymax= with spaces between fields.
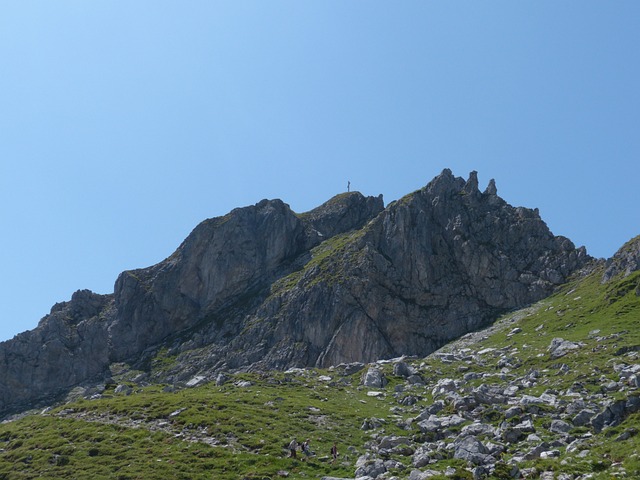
xmin=108 ymin=193 xmax=385 ymax=362
xmin=0 ymin=192 xmax=383 ymax=416
xmin=0 ymin=170 xmax=596 ymax=418
xmin=216 ymin=170 xmax=589 ymax=370
xmin=602 ymin=235 xmax=640 ymax=282
xmin=0 ymin=290 xmax=112 ymax=416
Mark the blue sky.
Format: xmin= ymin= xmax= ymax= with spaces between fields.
xmin=1 ymin=2 xmax=638 ymax=342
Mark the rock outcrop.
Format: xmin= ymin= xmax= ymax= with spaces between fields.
xmin=0 ymin=192 xmax=383 ymax=416
xmin=0 ymin=170 xmax=594 ymax=418
xmin=344 ymin=344 xmax=640 ymax=480
xmin=222 ymin=169 xmax=589 ymax=369
xmin=108 ymin=193 xmax=384 ymax=362
xmin=0 ymin=290 xmax=112 ymax=416
xmin=602 ymin=235 xmax=640 ymax=282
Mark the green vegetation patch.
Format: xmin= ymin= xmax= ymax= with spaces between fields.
xmin=2 ymin=264 xmax=640 ymax=479
xmin=1 ymin=371 xmax=389 ymax=479
xmin=271 ymin=228 xmax=366 ymax=296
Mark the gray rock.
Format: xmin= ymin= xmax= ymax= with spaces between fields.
xmin=407 ymin=374 xmax=424 ymax=385
xmin=472 ymin=384 xmax=507 ymax=405
xmin=414 ymin=401 xmax=445 ymax=423
xmin=412 ymin=452 xmax=431 ymax=468
xmin=417 ymin=417 xmax=441 ymax=434
xmin=626 ymin=395 xmax=640 ymax=413
xmin=472 ymin=466 xmax=492 ymax=480
xmin=549 ymin=419 xmax=572 ymax=434
xmin=548 ymin=338 xmax=583 ymax=359
xmin=566 ymin=399 xmax=589 ymax=415
xmin=591 ymin=399 xmax=626 ymax=432
xmin=378 ymin=435 xmax=411 ymax=450
xmin=452 ymin=395 xmax=477 ymax=412
xmin=390 ymin=445 xmax=414 ymax=456
xmin=503 ymin=385 xmax=519 ymax=397
xmin=540 ymin=449 xmax=561 ymax=459
xmin=408 ymin=470 xmax=436 ymax=480
xmin=453 ymin=436 xmax=493 ymax=465
xmin=602 ymin=235 xmax=640 ymax=282
xmin=614 ymin=428 xmax=638 ymax=442
xmin=502 ymin=427 xmax=526 ymax=444
xmin=361 ymin=417 xmax=385 ymax=431
xmin=114 ymin=384 xmax=132 ymax=395
xmin=0 ymin=170 xmax=593 ymax=418
xmin=354 ymin=456 xmax=386 ymax=478
xmin=432 ymin=378 xmax=459 ymax=396
xmin=0 ymin=289 xmax=111 ymax=417
xmin=400 ymin=395 xmax=419 ymax=406
xmin=417 ymin=414 xmax=466 ymax=434
xmin=504 ymin=406 xmax=522 ymax=419
xmin=393 ymin=361 xmax=416 ymax=378
xmin=572 ymin=409 xmax=596 ymax=427
xmin=340 ymin=362 xmax=366 ymax=376
xmin=186 ymin=375 xmax=207 ymax=387
xmin=362 ymin=367 xmax=387 ymax=388
xmin=514 ymin=418 xmax=536 ymax=433
xmin=602 ymin=381 xmax=621 ymax=392
xmin=215 ymin=373 xmax=229 ymax=386
xmin=520 ymin=393 xmax=557 ymax=407
xmin=523 ymin=443 xmax=550 ymax=460
xmin=461 ymin=422 xmax=497 ymax=438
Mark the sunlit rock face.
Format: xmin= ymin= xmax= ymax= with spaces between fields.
xmin=231 ymin=169 xmax=590 ymax=369
xmin=0 ymin=170 xmax=595 ymax=417
xmin=602 ymin=235 xmax=640 ymax=282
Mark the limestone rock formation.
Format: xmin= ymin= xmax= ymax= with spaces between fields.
xmin=0 ymin=192 xmax=383 ymax=416
xmin=0 ymin=170 xmax=597 ymax=418
xmin=602 ymin=235 xmax=640 ymax=282
xmin=226 ymin=169 xmax=589 ymax=369
xmin=0 ymin=290 xmax=111 ymax=415
xmin=108 ymin=193 xmax=384 ymax=362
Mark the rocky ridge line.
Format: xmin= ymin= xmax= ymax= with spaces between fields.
xmin=0 ymin=170 xmax=592 ymax=419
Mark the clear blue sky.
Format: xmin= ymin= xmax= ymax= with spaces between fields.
xmin=1 ymin=2 xmax=638 ymax=342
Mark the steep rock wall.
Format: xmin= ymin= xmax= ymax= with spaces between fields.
xmin=0 ymin=290 xmax=112 ymax=415
xmin=0 ymin=171 xmax=602 ymax=417
xmin=220 ymin=170 xmax=590 ymax=369
xmin=0 ymin=192 xmax=383 ymax=417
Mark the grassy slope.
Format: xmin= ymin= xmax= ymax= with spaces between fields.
xmin=1 ymin=267 xmax=639 ymax=480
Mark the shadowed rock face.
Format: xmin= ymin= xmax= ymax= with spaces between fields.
xmin=0 ymin=192 xmax=383 ymax=416
xmin=0 ymin=290 xmax=112 ymax=416
xmin=0 ymin=170 xmax=597 ymax=417
xmin=108 ymin=193 xmax=385 ymax=362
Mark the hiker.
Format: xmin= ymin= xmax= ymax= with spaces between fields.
xmin=301 ymin=438 xmax=312 ymax=460
xmin=331 ymin=442 xmax=338 ymax=463
xmin=288 ymin=438 xmax=298 ymax=458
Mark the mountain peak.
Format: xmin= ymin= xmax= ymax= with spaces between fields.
xmin=0 ymin=170 xmax=603 ymax=418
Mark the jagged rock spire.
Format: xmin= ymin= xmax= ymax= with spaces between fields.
xmin=484 ymin=178 xmax=497 ymax=195
xmin=0 ymin=169 xmax=596 ymax=418
xmin=462 ymin=170 xmax=479 ymax=195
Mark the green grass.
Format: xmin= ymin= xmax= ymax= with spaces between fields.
xmin=2 ymin=266 xmax=640 ymax=479
xmin=270 ymin=228 xmax=366 ymax=295
xmin=1 ymin=369 xmax=390 ymax=479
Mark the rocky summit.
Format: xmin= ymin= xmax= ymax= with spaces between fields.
xmin=0 ymin=170 xmax=593 ymax=418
